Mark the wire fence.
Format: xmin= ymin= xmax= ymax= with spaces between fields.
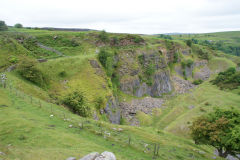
xmin=0 ymin=77 xmax=201 ymax=159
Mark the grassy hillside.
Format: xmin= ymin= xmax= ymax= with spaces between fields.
xmin=0 ymin=86 xmax=220 ymax=160
xmin=170 ymin=31 xmax=240 ymax=57
xmin=1 ymin=28 xmax=240 ymax=160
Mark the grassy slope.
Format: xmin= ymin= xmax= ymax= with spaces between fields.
xmin=0 ymin=87 xmax=220 ymax=160
xmin=2 ymin=28 xmax=240 ymax=160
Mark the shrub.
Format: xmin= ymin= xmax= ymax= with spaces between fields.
xmin=186 ymin=40 xmax=192 ymax=47
xmin=94 ymin=96 xmax=105 ymax=110
xmin=0 ymin=20 xmax=8 ymax=31
xmin=211 ymin=67 xmax=240 ymax=89
xmin=58 ymin=71 xmax=67 ymax=77
xmin=17 ymin=58 xmax=49 ymax=88
xmin=98 ymin=49 xmax=113 ymax=68
xmin=8 ymin=56 xmax=19 ymax=63
xmin=186 ymin=59 xmax=194 ymax=67
xmin=193 ymin=79 xmax=203 ymax=85
xmin=173 ymin=52 xmax=179 ymax=63
xmin=99 ymin=30 xmax=109 ymax=43
xmin=106 ymin=57 xmax=113 ymax=77
xmin=63 ymin=90 xmax=90 ymax=117
xmin=14 ymin=23 xmax=23 ymax=28
xmin=112 ymin=36 xmax=119 ymax=45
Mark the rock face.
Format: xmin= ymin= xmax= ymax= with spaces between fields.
xmin=194 ymin=66 xmax=211 ymax=80
xmin=120 ymin=70 xmax=172 ymax=97
xmin=104 ymin=97 xmax=121 ymax=124
xmin=120 ymin=97 xmax=164 ymax=125
xmin=193 ymin=60 xmax=211 ymax=80
xmin=79 ymin=151 xmax=116 ymax=160
xmin=118 ymin=48 xmax=173 ymax=97
xmin=172 ymin=76 xmax=195 ymax=94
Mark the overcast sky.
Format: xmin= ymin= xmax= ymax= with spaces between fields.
xmin=1 ymin=0 xmax=240 ymax=34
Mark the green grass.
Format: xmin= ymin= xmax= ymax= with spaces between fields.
xmin=0 ymin=87 xmax=221 ymax=160
xmin=154 ymin=81 xmax=240 ymax=138
xmin=2 ymin=27 xmax=240 ymax=160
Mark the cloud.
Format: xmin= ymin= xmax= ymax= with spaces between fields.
xmin=1 ymin=0 xmax=240 ymax=34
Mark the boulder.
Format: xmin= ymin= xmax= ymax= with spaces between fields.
xmin=79 ymin=152 xmax=99 ymax=160
xmin=79 ymin=152 xmax=116 ymax=160
xmin=95 ymin=151 xmax=116 ymax=160
xmin=66 ymin=157 xmax=76 ymax=160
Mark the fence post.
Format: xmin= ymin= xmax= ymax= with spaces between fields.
xmin=39 ymin=100 xmax=41 ymax=108
xmin=128 ymin=135 xmax=131 ymax=145
xmin=30 ymin=96 xmax=32 ymax=104
xmin=51 ymin=104 xmax=53 ymax=113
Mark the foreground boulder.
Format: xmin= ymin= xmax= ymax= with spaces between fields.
xmin=79 ymin=151 xmax=116 ymax=160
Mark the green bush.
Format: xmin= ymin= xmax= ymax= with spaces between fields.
xmin=94 ymin=96 xmax=105 ymax=110
xmin=63 ymin=90 xmax=90 ymax=117
xmin=173 ymin=52 xmax=179 ymax=63
xmin=106 ymin=57 xmax=113 ymax=77
xmin=0 ymin=20 xmax=8 ymax=31
xmin=17 ymin=58 xmax=49 ymax=88
xmin=58 ymin=71 xmax=67 ymax=77
xmin=14 ymin=23 xmax=23 ymax=28
xmin=8 ymin=56 xmax=19 ymax=63
xmin=193 ymin=79 xmax=203 ymax=85
xmin=112 ymin=36 xmax=119 ymax=45
xmin=98 ymin=49 xmax=111 ymax=67
xmin=211 ymin=67 xmax=240 ymax=89
xmin=186 ymin=40 xmax=192 ymax=47
xmin=99 ymin=30 xmax=109 ymax=43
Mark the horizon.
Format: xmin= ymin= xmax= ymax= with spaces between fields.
xmin=1 ymin=0 xmax=240 ymax=34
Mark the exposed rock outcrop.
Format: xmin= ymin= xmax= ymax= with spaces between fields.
xmin=120 ymin=97 xmax=164 ymax=125
xmin=120 ymin=71 xmax=173 ymax=97
xmin=104 ymin=97 xmax=121 ymax=124
xmin=172 ymin=76 xmax=195 ymax=94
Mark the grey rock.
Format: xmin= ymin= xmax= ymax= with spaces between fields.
xmin=37 ymin=43 xmax=63 ymax=56
xmin=172 ymin=76 xmax=195 ymax=94
xmin=194 ymin=66 xmax=211 ymax=80
xmin=79 ymin=152 xmax=99 ymax=160
xmin=37 ymin=59 xmax=48 ymax=63
xmin=95 ymin=151 xmax=116 ymax=160
xmin=120 ymin=97 xmax=164 ymax=126
xmin=89 ymin=60 xmax=100 ymax=68
xmin=188 ymin=105 xmax=195 ymax=110
xmin=104 ymin=98 xmax=121 ymax=124
xmin=5 ymin=65 xmax=16 ymax=72
xmin=120 ymin=70 xmax=173 ymax=97
xmin=66 ymin=157 xmax=76 ymax=160
xmin=0 ymin=152 xmax=5 ymax=155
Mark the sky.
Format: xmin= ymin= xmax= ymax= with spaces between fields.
xmin=1 ymin=0 xmax=240 ymax=34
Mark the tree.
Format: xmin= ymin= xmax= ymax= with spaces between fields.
xmin=14 ymin=23 xmax=23 ymax=28
xmin=190 ymin=109 xmax=240 ymax=158
xmin=0 ymin=20 xmax=8 ymax=31
xmin=186 ymin=39 xmax=192 ymax=47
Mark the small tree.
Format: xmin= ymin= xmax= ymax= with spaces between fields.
xmin=0 ymin=20 xmax=8 ymax=31
xmin=63 ymin=90 xmax=90 ymax=117
xmin=190 ymin=109 xmax=240 ymax=158
xmin=186 ymin=39 xmax=192 ymax=47
xmin=99 ymin=30 xmax=109 ymax=43
xmin=14 ymin=23 xmax=23 ymax=28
